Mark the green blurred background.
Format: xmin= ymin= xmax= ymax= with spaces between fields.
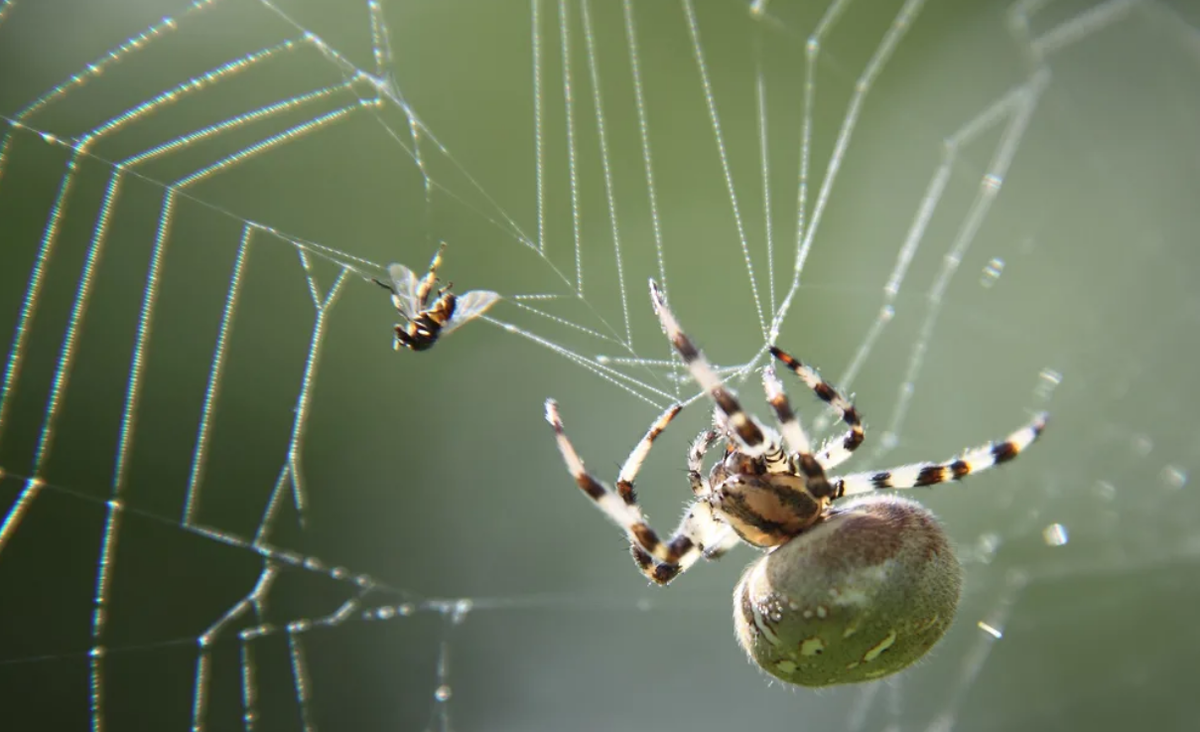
xmin=1 ymin=0 xmax=1198 ymax=730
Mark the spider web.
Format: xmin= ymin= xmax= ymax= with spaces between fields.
xmin=0 ymin=0 xmax=1197 ymax=730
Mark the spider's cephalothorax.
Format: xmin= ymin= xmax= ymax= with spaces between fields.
xmin=698 ymin=415 xmax=831 ymax=549
xmin=375 ymin=243 xmax=500 ymax=351
xmin=544 ymin=279 xmax=1048 ymax=686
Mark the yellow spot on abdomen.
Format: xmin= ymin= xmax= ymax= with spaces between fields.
xmin=915 ymin=614 xmax=940 ymax=633
xmin=863 ymin=630 xmax=897 ymax=662
xmin=800 ymin=637 xmax=826 ymax=656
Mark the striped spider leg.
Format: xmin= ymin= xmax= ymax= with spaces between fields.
xmin=769 ymin=346 xmax=865 ymax=471
xmin=544 ymin=400 xmax=734 ymax=584
xmin=829 ymin=413 xmax=1048 ymax=498
xmin=768 ymin=340 xmax=1048 ymax=497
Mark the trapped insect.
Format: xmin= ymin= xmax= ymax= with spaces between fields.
xmin=544 ymin=280 xmax=1047 ymax=687
xmin=375 ymin=243 xmax=500 ymax=351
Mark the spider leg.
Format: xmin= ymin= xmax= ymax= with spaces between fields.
xmin=771 ymin=346 xmax=865 ymax=471
xmin=631 ymin=502 xmax=739 ymax=582
xmin=762 ymin=365 xmax=836 ymax=499
xmin=833 ymin=412 xmax=1048 ymax=497
xmin=616 ymin=403 xmax=685 ymax=505
xmin=761 ymin=364 xmax=811 ymax=455
xmin=649 ymin=280 xmax=771 ymax=456
xmin=700 ymin=524 xmax=741 ymax=560
xmin=545 ymin=399 xmax=716 ymax=585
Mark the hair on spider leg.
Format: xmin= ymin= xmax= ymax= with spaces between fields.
xmin=543 ymin=279 xmax=1048 ymax=687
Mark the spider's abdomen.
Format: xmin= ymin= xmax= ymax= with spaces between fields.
xmin=732 ymin=494 xmax=962 ymax=687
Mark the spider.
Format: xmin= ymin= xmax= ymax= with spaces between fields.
xmin=544 ymin=280 xmax=1047 ymax=686
xmin=375 ymin=243 xmax=500 ymax=351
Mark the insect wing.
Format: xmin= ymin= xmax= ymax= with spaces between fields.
xmin=386 ymin=263 xmax=422 ymax=318
xmin=442 ymin=290 xmax=500 ymax=334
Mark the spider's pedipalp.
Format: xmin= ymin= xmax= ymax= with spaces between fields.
xmin=834 ymin=411 xmax=1049 ymax=497
xmin=649 ymin=279 xmax=767 ymax=452
xmin=687 ymin=428 xmax=720 ymax=496
xmin=771 ymin=346 xmax=866 ymax=470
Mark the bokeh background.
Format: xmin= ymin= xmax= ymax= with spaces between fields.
xmin=1 ymin=0 xmax=1198 ymax=731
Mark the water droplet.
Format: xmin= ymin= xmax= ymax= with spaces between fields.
xmin=434 ymin=685 xmax=452 ymax=702
xmin=879 ymin=431 xmax=899 ymax=451
xmin=976 ymin=532 xmax=1001 ymax=562
xmin=980 ymin=258 xmax=1005 ymax=288
xmin=1035 ymin=368 xmax=1062 ymax=401
xmin=976 ymin=621 xmax=1003 ymax=639
xmin=451 ymin=599 xmax=472 ymax=624
xmin=596 ymin=354 xmax=610 ymax=365
xmin=1131 ymin=435 xmax=1153 ymax=457
xmin=1160 ymin=465 xmax=1188 ymax=490
xmin=1042 ymin=523 xmax=1068 ymax=547
xmin=397 ymin=603 xmax=415 ymax=616
xmin=1093 ymin=480 xmax=1116 ymax=501
xmin=1007 ymin=569 xmax=1030 ymax=588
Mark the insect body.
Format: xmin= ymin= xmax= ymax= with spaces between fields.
xmin=378 ymin=243 xmax=500 ymax=351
